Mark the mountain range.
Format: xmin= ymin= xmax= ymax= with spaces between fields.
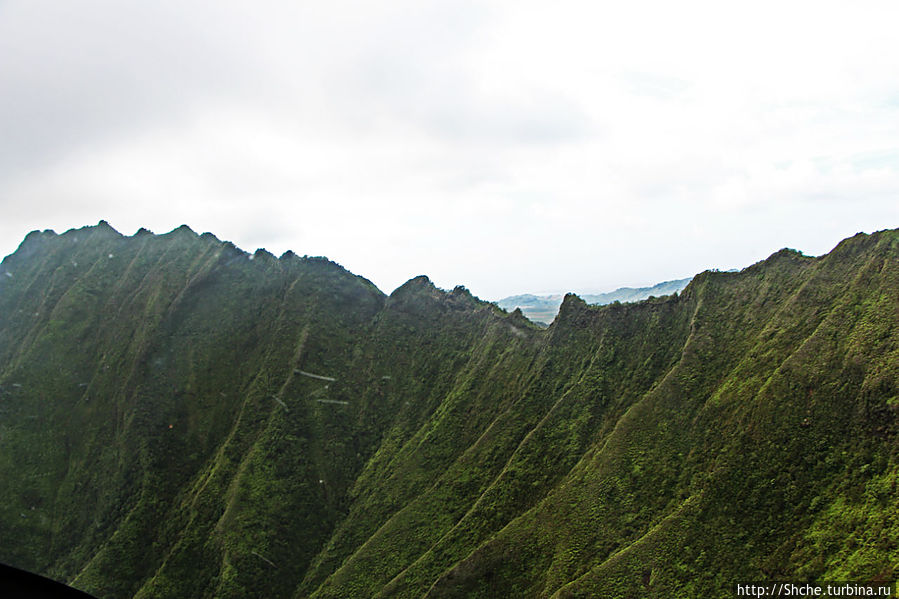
xmin=0 ymin=222 xmax=896 ymax=598
xmin=496 ymin=278 xmax=693 ymax=324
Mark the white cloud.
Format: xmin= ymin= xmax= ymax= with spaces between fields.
xmin=1 ymin=0 xmax=898 ymax=299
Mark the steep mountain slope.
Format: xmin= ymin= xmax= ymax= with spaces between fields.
xmin=0 ymin=224 xmax=896 ymax=598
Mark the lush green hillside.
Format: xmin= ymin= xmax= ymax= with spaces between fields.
xmin=1 ymin=223 xmax=896 ymax=598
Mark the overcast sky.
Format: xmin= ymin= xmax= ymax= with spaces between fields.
xmin=1 ymin=1 xmax=898 ymax=299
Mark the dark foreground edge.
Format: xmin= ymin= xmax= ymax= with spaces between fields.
xmin=0 ymin=563 xmax=98 ymax=599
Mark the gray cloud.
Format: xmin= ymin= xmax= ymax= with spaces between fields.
xmin=0 ymin=2 xmax=243 ymax=173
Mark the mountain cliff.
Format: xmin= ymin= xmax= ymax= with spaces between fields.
xmin=1 ymin=223 xmax=896 ymax=598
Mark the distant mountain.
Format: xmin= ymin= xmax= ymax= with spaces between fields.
xmin=497 ymin=277 xmax=692 ymax=323
xmin=1 ymin=223 xmax=897 ymax=598
xmin=494 ymin=293 xmax=565 ymax=324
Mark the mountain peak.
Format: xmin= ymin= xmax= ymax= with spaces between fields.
xmin=165 ymin=224 xmax=198 ymax=238
xmin=390 ymin=275 xmax=436 ymax=298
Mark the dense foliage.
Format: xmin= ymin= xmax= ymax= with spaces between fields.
xmin=0 ymin=223 xmax=896 ymax=598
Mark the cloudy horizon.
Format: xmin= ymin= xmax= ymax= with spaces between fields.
xmin=2 ymin=1 xmax=898 ymax=299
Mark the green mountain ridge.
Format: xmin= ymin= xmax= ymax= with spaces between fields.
xmin=0 ymin=223 xmax=897 ymax=598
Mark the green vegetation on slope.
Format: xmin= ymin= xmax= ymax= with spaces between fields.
xmin=0 ymin=224 xmax=896 ymax=598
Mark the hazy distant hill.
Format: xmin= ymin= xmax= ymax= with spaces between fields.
xmin=1 ymin=223 xmax=897 ymax=598
xmin=497 ymin=277 xmax=692 ymax=323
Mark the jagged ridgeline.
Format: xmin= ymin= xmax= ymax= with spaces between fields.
xmin=0 ymin=222 xmax=897 ymax=599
